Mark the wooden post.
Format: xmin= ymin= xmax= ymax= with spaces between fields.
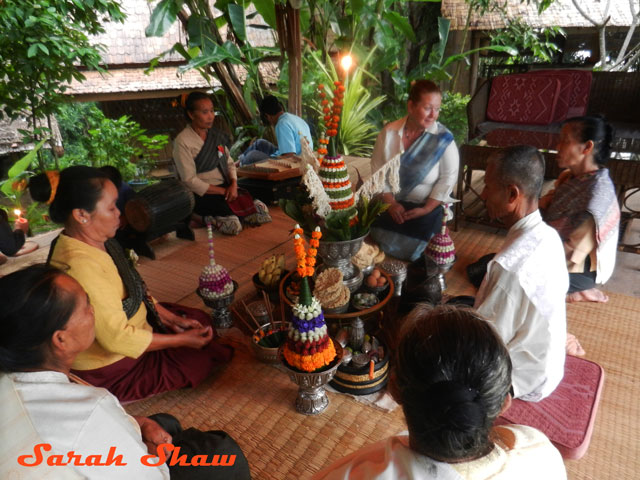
xmin=275 ymin=2 xmax=302 ymax=116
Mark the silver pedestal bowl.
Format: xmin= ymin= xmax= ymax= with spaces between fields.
xmin=280 ymin=341 xmax=344 ymax=415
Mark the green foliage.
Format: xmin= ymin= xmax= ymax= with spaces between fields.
xmin=0 ymin=0 xmax=124 ymax=121
xmin=411 ymin=17 xmax=518 ymax=84
xmin=438 ymin=92 xmax=470 ymax=145
xmin=0 ymin=140 xmax=46 ymax=200
xmin=54 ymin=103 xmax=169 ymax=181
xmin=490 ymin=18 xmax=564 ymax=64
xmin=0 ymin=141 xmax=54 ymax=229
xmin=352 ymin=195 xmax=389 ymax=238
xmin=279 ymin=187 xmax=389 ymax=242
xmin=305 ymin=49 xmax=386 ymax=157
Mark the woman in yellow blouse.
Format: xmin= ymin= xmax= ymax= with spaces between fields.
xmin=29 ymin=166 xmax=233 ymax=402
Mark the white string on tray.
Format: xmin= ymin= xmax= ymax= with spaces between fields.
xmin=299 ymin=135 xmax=320 ymax=173
xmin=301 ymin=164 xmax=332 ymax=218
xmin=353 ymin=153 xmax=401 ymax=203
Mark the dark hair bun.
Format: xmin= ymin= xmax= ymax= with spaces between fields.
xmin=28 ymin=173 xmax=53 ymax=203
xmin=424 ymin=381 xmax=485 ymax=431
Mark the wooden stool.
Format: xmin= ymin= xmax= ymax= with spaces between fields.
xmin=497 ymin=355 xmax=604 ymax=460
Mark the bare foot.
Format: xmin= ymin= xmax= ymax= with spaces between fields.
xmin=567 ymin=288 xmax=609 ymax=303
xmin=566 ymin=333 xmax=586 ymax=356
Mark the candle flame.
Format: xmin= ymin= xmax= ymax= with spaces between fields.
xmin=14 ymin=208 xmax=21 ymax=216
xmin=340 ymin=54 xmax=353 ymax=72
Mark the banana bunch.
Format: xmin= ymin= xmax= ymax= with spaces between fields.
xmin=258 ymin=254 xmax=285 ymax=287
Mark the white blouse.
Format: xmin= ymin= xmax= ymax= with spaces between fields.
xmin=370 ymin=117 xmax=459 ymax=204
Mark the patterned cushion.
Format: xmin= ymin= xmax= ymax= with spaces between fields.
xmin=497 ymin=355 xmax=604 ymax=460
xmin=531 ymin=70 xmax=592 ymax=119
xmin=529 ymin=71 xmax=574 ymax=121
xmin=486 ymin=74 xmax=561 ymax=125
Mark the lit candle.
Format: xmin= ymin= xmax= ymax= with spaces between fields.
xmin=14 ymin=208 xmax=27 ymax=224
xmin=340 ymin=54 xmax=353 ymax=73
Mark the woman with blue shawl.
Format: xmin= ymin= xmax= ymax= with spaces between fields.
xmin=370 ymin=80 xmax=459 ymax=261
xmin=540 ymin=116 xmax=620 ymax=303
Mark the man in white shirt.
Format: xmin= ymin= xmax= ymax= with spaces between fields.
xmin=474 ymin=145 xmax=568 ymax=401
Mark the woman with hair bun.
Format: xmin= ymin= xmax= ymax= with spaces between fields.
xmin=313 ymin=305 xmax=566 ymax=479
xmin=540 ymin=116 xmax=620 ymax=303
xmin=173 ymin=91 xmax=271 ymax=235
xmin=28 ymin=166 xmax=233 ymax=403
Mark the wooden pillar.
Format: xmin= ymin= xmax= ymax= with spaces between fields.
xmin=275 ymin=2 xmax=302 ymax=116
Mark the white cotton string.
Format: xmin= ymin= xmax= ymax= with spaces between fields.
xmin=353 ymin=153 xmax=401 ymax=203
xmin=302 ymin=165 xmax=332 ymax=218
xmin=299 ymin=135 xmax=320 ymax=173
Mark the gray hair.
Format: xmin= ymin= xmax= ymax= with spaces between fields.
xmin=490 ymin=145 xmax=545 ymax=199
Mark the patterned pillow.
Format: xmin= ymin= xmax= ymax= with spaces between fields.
xmin=486 ymin=74 xmax=561 ymax=125
xmin=530 ymin=70 xmax=592 ymax=119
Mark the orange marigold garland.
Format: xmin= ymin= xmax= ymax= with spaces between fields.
xmin=316 ymin=80 xmax=344 ymax=161
xmin=282 ymin=225 xmax=337 ymax=372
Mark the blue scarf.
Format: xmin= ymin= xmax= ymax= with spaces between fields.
xmin=397 ymin=123 xmax=454 ymax=201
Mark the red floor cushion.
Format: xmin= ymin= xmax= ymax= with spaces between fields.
xmin=487 ymin=74 xmax=562 ymax=125
xmin=497 ymin=355 xmax=604 ymax=460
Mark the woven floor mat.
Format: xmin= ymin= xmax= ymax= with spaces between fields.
xmin=562 ymin=293 xmax=640 ymax=479
xmin=125 ymin=335 xmax=407 ymax=480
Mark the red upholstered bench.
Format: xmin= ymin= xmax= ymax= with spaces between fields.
xmin=496 ymin=355 xmax=605 ymax=460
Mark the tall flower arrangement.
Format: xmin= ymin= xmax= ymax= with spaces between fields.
xmin=284 ymin=224 xmax=337 ymax=372
xmin=317 ymin=81 xmax=345 ymax=160
xmin=293 ymin=224 xmax=321 ymax=306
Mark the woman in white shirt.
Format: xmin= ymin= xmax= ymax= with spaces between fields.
xmin=370 ymin=80 xmax=459 ymax=261
xmin=0 ymin=265 xmax=250 ymax=480
xmin=313 ymin=305 xmax=566 ymax=480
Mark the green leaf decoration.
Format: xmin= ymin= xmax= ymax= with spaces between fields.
xmin=299 ymin=277 xmax=312 ymax=307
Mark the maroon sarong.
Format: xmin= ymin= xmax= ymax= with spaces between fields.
xmin=71 ymin=303 xmax=233 ymax=403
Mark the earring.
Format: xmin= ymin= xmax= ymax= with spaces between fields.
xmin=82 ymin=219 xmax=87 ymax=224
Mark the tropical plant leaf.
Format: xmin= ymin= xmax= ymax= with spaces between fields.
xmin=145 ymin=0 xmax=183 ymax=37
xmin=251 ymin=0 xmax=277 ymax=29
xmin=7 ymin=139 xmax=46 ymax=178
xmin=382 ymin=11 xmax=416 ymax=43
xmin=441 ymin=45 xmax=518 ymax=68
xmin=228 ymin=3 xmax=247 ymax=43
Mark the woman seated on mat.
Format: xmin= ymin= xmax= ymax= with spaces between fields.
xmin=28 ymin=166 xmax=233 ymax=403
xmin=0 ymin=265 xmax=250 ymax=480
xmin=369 ymin=80 xmax=459 ymax=261
xmin=173 ymin=91 xmax=271 ymax=236
xmin=313 ymin=305 xmax=566 ymax=480
xmin=540 ymin=115 xmax=620 ymax=303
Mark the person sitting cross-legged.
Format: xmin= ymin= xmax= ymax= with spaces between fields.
xmin=173 ymin=92 xmax=271 ymax=235
xmin=475 ymin=145 xmax=568 ymax=402
xmin=238 ymin=94 xmax=313 ymax=166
